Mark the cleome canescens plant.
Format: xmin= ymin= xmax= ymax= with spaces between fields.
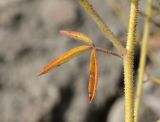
xmin=37 ymin=30 xmax=121 ymax=103
xmin=37 ymin=0 xmax=160 ymax=121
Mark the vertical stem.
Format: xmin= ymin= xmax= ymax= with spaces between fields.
xmin=134 ymin=0 xmax=152 ymax=122
xmin=123 ymin=0 xmax=139 ymax=122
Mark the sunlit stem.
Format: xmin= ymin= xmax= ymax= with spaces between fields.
xmin=123 ymin=0 xmax=139 ymax=122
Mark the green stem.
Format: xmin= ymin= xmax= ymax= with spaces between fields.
xmin=134 ymin=0 xmax=152 ymax=122
xmin=80 ymin=0 xmax=126 ymax=54
xmin=123 ymin=0 xmax=139 ymax=122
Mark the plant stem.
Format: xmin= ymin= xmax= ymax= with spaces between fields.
xmin=123 ymin=0 xmax=139 ymax=122
xmin=95 ymin=47 xmax=122 ymax=58
xmin=134 ymin=0 xmax=152 ymax=122
xmin=80 ymin=0 xmax=126 ymax=54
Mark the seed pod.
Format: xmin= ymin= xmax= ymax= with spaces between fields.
xmin=88 ymin=49 xmax=99 ymax=103
xmin=38 ymin=45 xmax=91 ymax=76
xmin=60 ymin=30 xmax=93 ymax=44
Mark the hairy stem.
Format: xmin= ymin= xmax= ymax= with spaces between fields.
xmin=123 ymin=0 xmax=139 ymax=122
xmin=80 ymin=0 xmax=126 ymax=54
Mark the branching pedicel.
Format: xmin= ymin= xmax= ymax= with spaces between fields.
xmin=38 ymin=30 xmax=121 ymax=103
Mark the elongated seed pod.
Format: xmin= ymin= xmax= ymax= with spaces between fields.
xmin=60 ymin=30 xmax=93 ymax=44
xmin=88 ymin=49 xmax=98 ymax=103
xmin=38 ymin=45 xmax=91 ymax=76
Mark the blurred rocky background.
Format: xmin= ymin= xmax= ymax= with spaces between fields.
xmin=0 ymin=0 xmax=160 ymax=122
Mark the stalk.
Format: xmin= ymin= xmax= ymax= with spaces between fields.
xmin=123 ymin=0 xmax=139 ymax=122
xmin=134 ymin=0 xmax=152 ymax=122
xmin=95 ymin=47 xmax=122 ymax=58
